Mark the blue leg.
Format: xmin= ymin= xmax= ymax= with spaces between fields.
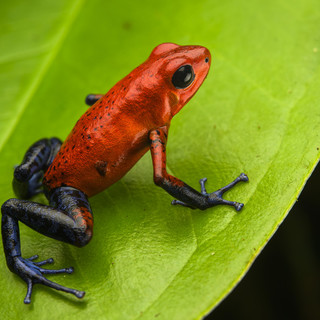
xmin=1 ymin=187 xmax=93 ymax=304
xmin=13 ymin=138 xmax=62 ymax=199
xmin=172 ymin=173 xmax=249 ymax=211
xmin=85 ymin=94 xmax=104 ymax=106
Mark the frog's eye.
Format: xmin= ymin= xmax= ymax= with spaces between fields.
xmin=172 ymin=65 xmax=195 ymax=89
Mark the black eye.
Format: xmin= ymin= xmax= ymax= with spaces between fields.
xmin=172 ymin=65 xmax=195 ymax=89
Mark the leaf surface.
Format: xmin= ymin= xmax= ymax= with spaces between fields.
xmin=0 ymin=0 xmax=319 ymax=319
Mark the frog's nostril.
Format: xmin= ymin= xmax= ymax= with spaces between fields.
xmin=205 ymin=57 xmax=209 ymax=63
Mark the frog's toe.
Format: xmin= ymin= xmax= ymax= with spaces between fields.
xmin=234 ymin=202 xmax=244 ymax=211
xmin=24 ymin=279 xmax=33 ymax=304
xmin=26 ymin=255 xmax=73 ymax=271
xmin=36 ymin=276 xmax=85 ymax=299
xmin=27 ymin=255 xmax=39 ymax=261
xmin=13 ymin=256 xmax=84 ymax=304
xmin=239 ymin=173 xmax=249 ymax=182
xmin=33 ymin=257 xmax=54 ymax=267
xmin=40 ymin=266 xmax=74 ymax=274
xmin=23 ymin=274 xmax=84 ymax=304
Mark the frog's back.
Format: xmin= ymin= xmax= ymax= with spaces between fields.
xmin=43 ymin=43 xmax=204 ymax=196
xmin=43 ymin=80 xmax=155 ymax=197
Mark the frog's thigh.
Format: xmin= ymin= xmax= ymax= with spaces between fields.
xmin=2 ymin=186 xmax=93 ymax=248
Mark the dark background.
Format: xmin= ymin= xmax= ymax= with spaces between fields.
xmin=206 ymin=163 xmax=320 ymax=320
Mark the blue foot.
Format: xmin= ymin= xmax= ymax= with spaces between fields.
xmin=172 ymin=173 xmax=249 ymax=211
xmin=12 ymin=255 xmax=85 ymax=304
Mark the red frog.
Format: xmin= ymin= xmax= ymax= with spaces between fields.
xmin=1 ymin=43 xmax=248 ymax=304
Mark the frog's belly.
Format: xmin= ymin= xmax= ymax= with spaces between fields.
xmin=44 ymin=144 xmax=149 ymax=197
xmin=43 ymin=100 xmax=154 ymax=197
xmin=69 ymin=146 xmax=149 ymax=197
xmin=43 ymin=118 xmax=152 ymax=197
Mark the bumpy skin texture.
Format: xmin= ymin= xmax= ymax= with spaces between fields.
xmin=43 ymin=43 xmax=212 ymax=197
xmin=1 ymin=43 xmax=248 ymax=304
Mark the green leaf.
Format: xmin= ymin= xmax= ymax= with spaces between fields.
xmin=0 ymin=0 xmax=319 ymax=319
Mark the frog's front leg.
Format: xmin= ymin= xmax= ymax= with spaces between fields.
xmin=85 ymin=94 xmax=104 ymax=106
xmin=149 ymin=128 xmax=248 ymax=211
xmin=1 ymin=187 xmax=93 ymax=303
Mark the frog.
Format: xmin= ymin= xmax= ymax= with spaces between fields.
xmin=1 ymin=43 xmax=248 ymax=304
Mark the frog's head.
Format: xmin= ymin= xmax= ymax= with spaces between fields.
xmin=149 ymin=43 xmax=211 ymax=117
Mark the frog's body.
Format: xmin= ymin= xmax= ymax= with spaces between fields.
xmin=44 ymin=73 xmax=161 ymax=196
xmin=1 ymin=43 xmax=248 ymax=304
xmin=44 ymin=44 xmax=209 ymax=196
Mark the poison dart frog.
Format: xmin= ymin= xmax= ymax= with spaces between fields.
xmin=1 ymin=43 xmax=248 ymax=304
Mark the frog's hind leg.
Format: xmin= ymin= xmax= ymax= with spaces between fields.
xmin=1 ymin=186 xmax=93 ymax=303
xmin=13 ymin=138 xmax=62 ymax=199
xmin=85 ymin=94 xmax=104 ymax=106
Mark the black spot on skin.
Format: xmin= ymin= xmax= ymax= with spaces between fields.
xmin=94 ymin=128 xmax=98 ymax=131
xmin=72 ymin=145 xmax=75 ymax=150
xmin=107 ymin=113 xmax=110 ymax=116
xmin=99 ymin=116 xmax=102 ymax=119
xmin=95 ymin=160 xmax=108 ymax=176
xmin=87 ymin=135 xmax=91 ymax=139
xmin=64 ymin=160 xmax=68 ymax=164
xmin=86 ymin=146 xmax=90 ymax=150
xmin=100 ymin=125 xmax=103 ymax=128
xmin=93 ymin=116 xmax=97 ymax=120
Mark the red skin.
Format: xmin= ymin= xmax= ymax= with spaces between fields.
xmin=43 ymin=43 xmax=211 ymax=197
